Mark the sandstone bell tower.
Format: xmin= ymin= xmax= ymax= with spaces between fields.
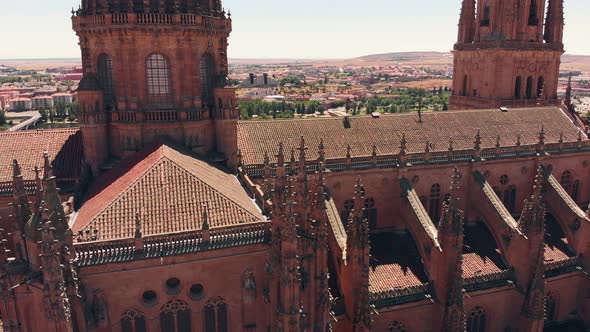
xmin=72 ymin=0 xmax=238 ymax=173
xmin=450 ymin=0 xmax=565 ymax=110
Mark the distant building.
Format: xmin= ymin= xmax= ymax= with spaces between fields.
xmin=240 ymin=72 xmax=278 ymax=87
xmin=52 ymin=93 xmax=73 ymax=104
xmin=32 ymin=96 xmax=54 ymax=108
xmin=9 ymin=98 xmax=32 ymax=111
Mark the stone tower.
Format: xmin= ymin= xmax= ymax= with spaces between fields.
xmin=72 ymin=0 xmax=238 ymax=174
xmin=450 ymin=0 xmax=565 ymax=110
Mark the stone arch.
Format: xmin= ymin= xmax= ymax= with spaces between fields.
xmin=145 ymin=52 xmax=173 ymax=103
xmin=537 ymin=76 xmax=545 ymax=98
xmin=515 ymin=76 xmax=522 ymax=99
xmin=526 ymin=76 xmax=534 ymax=99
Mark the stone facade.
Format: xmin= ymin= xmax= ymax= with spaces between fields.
xmin=0 ymin=0 xmax=588 ymax=332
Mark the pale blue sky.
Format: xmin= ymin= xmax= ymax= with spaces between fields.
xmin=0 ymin=0 xmax=588 ymax=59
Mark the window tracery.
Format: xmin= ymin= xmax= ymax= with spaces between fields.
xmin=466 ymin=306 xmax=487 ymax=332
xmin=146 ymin=53 xmax=172 ymax=103
xmin=160 ymin=299 xmax=191 ymax=332
xmin=204 ymin=297 xmax=228 ymax=332
xmin=428 ymin=184 xmax=441 ymax=223
xmin=121 ymin=309 xmax=146 ymax=332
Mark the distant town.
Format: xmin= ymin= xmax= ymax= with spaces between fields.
xmin=1 ymin=52 xmax=589 ymax=131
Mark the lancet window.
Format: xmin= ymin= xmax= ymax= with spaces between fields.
xmin=428 ymin=184 xmax=441 ymax=223
xmin=363 ymin=198 xmax=377 ymax=229
xmin=466 ymin=306 xmax=487 ymax=332
xmin=121 ymin=309 xmax=147 ymax=332
xmin=204 ymin=297 xmax=228 ymax=332
xmin=160 ymin=300 xmax=191 ymax=332
xmin=146 ymin=53 xmax=172 ymax=103
xmin=97 ymin=53 xmax=115 ymax=109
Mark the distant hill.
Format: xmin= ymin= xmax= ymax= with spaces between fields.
xmin=354 ymin=52 xmax=452 ymax=62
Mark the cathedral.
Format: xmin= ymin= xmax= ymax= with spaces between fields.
xmin=0 ymin=0 xmax=588 ymax=331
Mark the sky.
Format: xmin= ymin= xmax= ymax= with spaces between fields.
xmin=0 ymin=0 xmax=588 ymax=59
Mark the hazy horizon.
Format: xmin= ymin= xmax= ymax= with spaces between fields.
xmin=1 ymin=0 xmax=589 ymax=59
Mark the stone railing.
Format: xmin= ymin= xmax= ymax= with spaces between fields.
xmin=462 ymin=270 xmax=512 ymax=292
xmin=544 ymin=256 xmax=581 ymax=277
xmin=454 ymin=40 xmax=563 ymax=51
xmin=73 ymin=13 xmax=231 ymax=32
xmin=0 ymin=178 xmax=78 ymax=197
xmin=449 ymin=95 xmax=560 ymax=109
xmin=370 ymin=283 xmax=431 ymax=308
xmin=74 ymin=222 xmax=270 ymax=267
xmin=144 ymin=110 xmax=178 ymax=122
xmin=242 ymin=140 xmax=590 ymax=178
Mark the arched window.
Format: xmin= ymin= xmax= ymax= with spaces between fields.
xmin=364 ymin=198 xmax=377 ymax=229
xmin=560 ymin=171 xmax=572 ymax=193
xmin=515 ymin=76 xmax=522 ymax=99
xmin=387 ymin=320 xmax=407 ymax=332
xmin=571 ymin=180 xmax=580 ymax=203
xmin=462 ymin=75 xmax=468 ymax=96
xmin=545 ymin=293 xmax=557 ymax=321
xmin=428 ymin=184 xmax=441 ymax=223
xmin=481 ymin=0 xmax=490 ymax=26
xmin=537 ymin=77 xmax=545 ymax=98
xmin=121 ymin=309 xmax=147 ymax=332
xmin=502 ymin=185 xmax=517 ymax=213
xmin=204 ymin=297 xmax=228 ymax=332
xmin=160 ymin=300 xmax=191 ymax=332
xmin=146 ymin=53 xmax=172 ymax=103
xmin=342 ymin=199 xmax=355 ymax=225
xmin=466 ymin=306 xmax=487 ymax=332
xmin=526 ymin=76 xmax=534 ymax=99
xmin=97 ymin=53 xmax=115 ymax=109
xmin=200 ymin=53 xmax=216 ymax=105
xmin=528 ymin=0 xmax=539 ymax=25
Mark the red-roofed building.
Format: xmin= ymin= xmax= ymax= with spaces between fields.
xmin=0 ymin=1 xmax=588 ymax=332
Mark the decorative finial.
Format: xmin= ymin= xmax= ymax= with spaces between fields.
xmin=346 ymin=145 xmax=352 ymax=159
xmin=425 ymin=141 xmax=432 ymax=153
xmin=42 ymin=151 xmax=52 ymax=179
xmin=538 ymin=125 xmax=545 ymax=145
xmin=318 ymin=139 xmax=325 ymax=161
xmin=263 ymin=152 xmax=270 ymax=166
xmin=495 ymin=135 xmax=501 ymax=148
xmin=276 ymin=142 xmax=284 ymax=165
xmin=399 ymin=134 xmax=408 ymax=156
xmin=297 ymin=136 xmax=307 ymax=162
xmin=12 ymin=160 xmax=21 ymax=178
xmin=516 ymin=134 xmax=522 ymax=147
xmin=202 ymin=210 xmax=209 ymax=231
xmin=134 ymin=211 xmax=142 ymax=239
xmin=372 ymin=143 xmax=377 ymax=158
xmin=474 ymin=130 xmax=482 ymax=151
xmin=448 ymin=139 xmax=454 ymax=152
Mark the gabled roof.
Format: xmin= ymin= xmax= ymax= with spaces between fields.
xmin=237 ymin=107 xmax=584 ymax=165
xmin=73 ymin=144 xmax=266 ymax=242
xmin=0 ymin=129 xmax=82 ymax=182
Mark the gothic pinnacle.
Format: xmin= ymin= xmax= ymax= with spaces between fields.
xmin=474 ymin=130 xmax=482 ymax=151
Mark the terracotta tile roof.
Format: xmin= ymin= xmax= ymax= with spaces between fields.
xmin=369 ymin=232 xmax=428 ymax=294
xmin=545 ymin=214 xmax=575 ymax=263
xmin=0 ymin=129 xmax=82 ymax=182
xmin=237 ymin=107 xmax=584 ymax=165
xmin=462 ymin=223 xmax=507 ymax=278
xmin=72 ymin=144 xmax=266 ymax=241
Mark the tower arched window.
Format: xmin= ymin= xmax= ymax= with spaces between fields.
xmin=480 ymin=0 xmax=490 ymax=26
xmin=560 ymin=171 xmax=572 ymax=193
xmin=428 ymin=184 xmax=441 ymax=223
xmin=97 ymin=53 xmax=115 ymax=109
xmin=545 ymin=293 xmax=557 ymax=321
xmin=204 ymin=297 xmax=228 ymax=332
xmin=200 ymin=53 xmax=216 ymax=105
xmin=537 ymin=76 xmax=545 ymax=98
xmin=571 ymin=180 xmax=580 ymax=203
xmin=121 ymin=309 xmax=147 ymax=332
xmin=515 ymin=76 xmax=522 ymax=99
xmin=146 ymin=53 xmax=172 ymax=103
xmin=502 ymin=185 xmax=517 ymax=213
xmin=387 ymin=320 xmax=407 ymax=332
xmin=159 ymin=300 xmax=191 ymax=332
xmin=466 ymin=306 xmax=487 ymax=332
xmin=528 ymin=0 xmax=539 ymax=25
xmin=363 ymin=198 xmax=377 ymax=229
xmin=526 ymin=76 xmax=534 ymax=99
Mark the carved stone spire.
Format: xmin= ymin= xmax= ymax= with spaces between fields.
xmin=474 ymin=130 xmax=482 ymax=151
xmin=276 ymin=142 xmax=285 ymax=166
xmin=544 ymin=0 xmax=564 ymax=45
xmin=518 ymin=167 xmax=545 ymax=237
xmin=438 ymin=167 xmax=465 ymax=332
xmin=12 ymin=159 xmax=31 ymax=232
xmin=564 ymin=74 xmax=573 ymax=111
xmin=346 ymin=177 xmax=372 ymax=330
xmin=399 ymin=134 xmax=408 ymax=156
xmin=457 ymin=0 xmax=476 ymax=43
xmin=318 ymin=139 xmax=325 ymax=164
xmin=297 ymin=136 xmax=308 ymax=181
